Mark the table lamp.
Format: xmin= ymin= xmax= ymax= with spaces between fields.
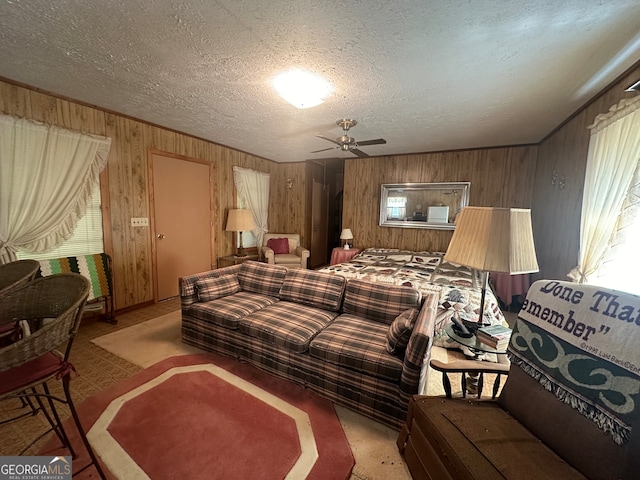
xmin=444 ymin=207 xmax=539 ymax=325
xmin=340 ymin=228 xmax=354 ymax=250
xmin=225 ymin=209 xmax=256 ymax=257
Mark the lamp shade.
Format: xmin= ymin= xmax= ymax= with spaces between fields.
xmin=340 ymin=228 xmax=354 ymax=240
xmin=444 ymin=207 xmax=539 ymax=274
xmin=225 ymin=209 xmax=255 ymax=232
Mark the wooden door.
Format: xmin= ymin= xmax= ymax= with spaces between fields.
xmin=310 ymin=179 xmax=329 ymax=268
xmin=150 ymin=152 xmax=213 ymax=301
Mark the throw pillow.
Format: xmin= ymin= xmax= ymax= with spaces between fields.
xmin=196 ymin=274 xmax=241 ymax=302
xmin=386 ymin=308 xmax=419 ymax=355
xmin=267 ymin=237 xmax=289 ymax=254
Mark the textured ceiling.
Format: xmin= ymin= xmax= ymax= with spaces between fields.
xmin=1 ymin=1 xmax=640 ymax=163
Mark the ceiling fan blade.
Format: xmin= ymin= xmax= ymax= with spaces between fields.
xmin=315 ymin=135 xmax=341 ymax=146
xmin=351 ymin=148 xmax=370 ymax=158
xmin=356 ymin=138 xmax=387 ymax=146
xmin=311 ymin=146 xmax=337 ymax=153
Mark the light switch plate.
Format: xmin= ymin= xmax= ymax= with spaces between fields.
xmin=131 ymin=217 xmax=149 ymax=227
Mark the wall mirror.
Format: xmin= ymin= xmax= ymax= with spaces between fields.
xmin=379 ymin=182 xmax=470 ymax=230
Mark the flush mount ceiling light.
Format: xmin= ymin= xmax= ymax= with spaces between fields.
xmin=272 ymin=69 xmax=332 ymax=109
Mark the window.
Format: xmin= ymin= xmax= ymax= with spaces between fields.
xmin=572 ymin=96 xmax=640 ymax=296
xmin=592 ymin=212 xmax=640 ymax=295
xmin=386 ymin=196 xmax=407 ymax=219
xmin=16 ymin=181 xmax=104 ymax=261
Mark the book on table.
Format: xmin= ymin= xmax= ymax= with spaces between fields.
xmin=476 ymin=324 xmax=512 ymax=349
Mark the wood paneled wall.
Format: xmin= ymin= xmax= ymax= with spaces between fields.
xmin=0 ymin=79 xmax=306 ymax=310
xmin=532 ymin=63 xmax=640 ymax=281
xmin=342 ymin=146 xmax=539 ymax=253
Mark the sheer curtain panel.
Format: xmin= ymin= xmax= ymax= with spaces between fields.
xmin=232 ymin=166 xmax=270 ymax=251
xmin=0 ymin=113 xmax=111 ymax=263
xmin=568 ymin=96 xmax=640 ymax=284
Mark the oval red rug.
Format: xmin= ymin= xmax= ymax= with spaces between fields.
xmin=41 ymin=353 xmax=354 ymax=479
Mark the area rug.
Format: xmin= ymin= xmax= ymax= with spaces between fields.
xmin=41 ymin=353 xmax=354 ymax=479
xmin=90 ymin=310 xmax=202 ymax=368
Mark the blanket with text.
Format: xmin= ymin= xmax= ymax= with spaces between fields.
xmin=510 ymin=280 xmax=640 ymax=445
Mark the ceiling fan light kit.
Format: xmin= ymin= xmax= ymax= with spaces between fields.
xmin=312 ymin=119 xmax=386 ymax=157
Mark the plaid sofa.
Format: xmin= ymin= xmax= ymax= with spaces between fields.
xmin=180 ymin=261 xmax=438 ymax=429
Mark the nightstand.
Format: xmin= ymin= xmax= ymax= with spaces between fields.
xmin=330 ymin=247 xmax=360 ymax=265
xmin=217 ymin=254 xmax=259 ymax=268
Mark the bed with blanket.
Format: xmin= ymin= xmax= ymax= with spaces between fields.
xmin=318 ymin=247 xmax=507 ymax=348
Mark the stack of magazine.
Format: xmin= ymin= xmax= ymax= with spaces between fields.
xmin=476 ymin=324 xmax=512 ymax=350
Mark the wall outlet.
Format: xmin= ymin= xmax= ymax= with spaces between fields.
xmin=131 ymin=217 xmax=149 ymax=227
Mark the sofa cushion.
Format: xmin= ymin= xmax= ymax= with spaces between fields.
xmin=309 ymin=314 xmax=404 ymax=382
xmin=267 ymin=237 xmax=289 ymax=254
xmin=342 ymin=279 xmax=422 ymax=324
xmin=279 ymin=269 xmax=346 ymax=311
xmin=188 ymin=291 xmax=278 ymax=329
xmin=273 ymin=253 xmax=301 ymax=266
xmin=238 ymin=261 xmax=287 ymax=297
xmin=195 ymin=274 xmax=240 ymax=302
xmin=386 ymin=308 xmax=419 ymax=355
xmin=239 ymin=301 xmax=338 ymax=353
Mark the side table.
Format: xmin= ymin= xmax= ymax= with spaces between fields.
xmin=330 ymin=247 xmax=360 ymax=265
xmin=430 ymin=323 xmax=510 ymax=399
xmin=217 ymin=254 xmax=259 ymax=268
xmin=489 ymin=272 xmax=530 ymax=309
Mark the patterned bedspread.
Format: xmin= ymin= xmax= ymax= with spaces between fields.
xmin=318 ymin=248 xmax=507 ymax=346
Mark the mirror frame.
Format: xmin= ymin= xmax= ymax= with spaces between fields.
xmin=379 ymin=182 xmax=471 ymax=230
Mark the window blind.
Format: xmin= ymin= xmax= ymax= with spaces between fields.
xmin=16 ymin=182 xmax=104 ymax=261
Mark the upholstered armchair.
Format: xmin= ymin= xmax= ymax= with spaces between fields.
xmin=261 ymin=233 xmax=310 ymax=269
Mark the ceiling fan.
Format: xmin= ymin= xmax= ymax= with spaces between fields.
xmin=311 ymin=119 xmax=386 ymax=158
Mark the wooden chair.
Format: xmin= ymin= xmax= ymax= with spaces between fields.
xmin=0 ymin=273 xmax=106 ymax=479
xmin=429 ymin=354 xmax=510 ymax=399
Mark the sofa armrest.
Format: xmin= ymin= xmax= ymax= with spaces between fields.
xmin=262 ymin=246 xmax=275 ymax=264
xmin=179 ymin=263 xmax=242 ymax=311
xmin=399 ymin=292 xmax=438 ymax=402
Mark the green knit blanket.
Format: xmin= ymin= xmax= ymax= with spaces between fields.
xmin=39 ymin=253 xmax=112 ymax=302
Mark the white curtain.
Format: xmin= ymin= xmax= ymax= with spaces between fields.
xmin=0 ymin=113 xmax=111 ymax=263
xmin=590 ymin=159 xmax=640 ymax=293
xmin=568 ymin=96 xmax=640 ymax=283
xmin=233 ymin=166 xmax=270 ymax=251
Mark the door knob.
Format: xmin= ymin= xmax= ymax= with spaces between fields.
xmin=157 ymin=234 xmax=165 ymax=239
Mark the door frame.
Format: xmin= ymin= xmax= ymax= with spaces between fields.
xmin=148 ymin=149 xmax=215 ymax=303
